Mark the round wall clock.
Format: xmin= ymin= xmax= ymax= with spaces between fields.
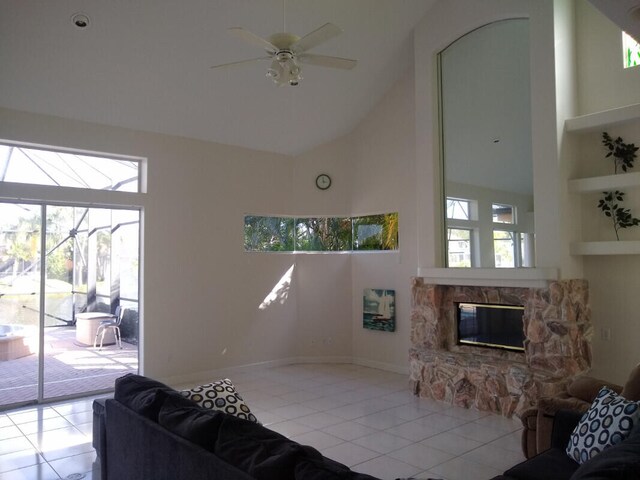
xmin=315 ymin=173 xmax=332 ymax=190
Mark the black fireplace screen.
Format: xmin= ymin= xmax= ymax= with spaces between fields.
xmin=456 ymin=302 xmax=525 ymax=352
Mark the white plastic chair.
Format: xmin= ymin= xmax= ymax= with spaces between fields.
xmin=94 ymin=306 xmax=125 ymax=350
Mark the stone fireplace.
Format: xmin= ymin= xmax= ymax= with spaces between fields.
xmin=409 ymin=278 xmax=592 ymax=417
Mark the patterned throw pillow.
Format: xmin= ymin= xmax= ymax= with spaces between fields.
xmin=566 ymin=386 xmax=640 ymax=464
xmin=181 ymin=378 xmax=258 ymax=423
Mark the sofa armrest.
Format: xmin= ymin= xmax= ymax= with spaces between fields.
xmin=520 ymin=407 xmax=538 ymax=430
xmin=519 ymin=408 xmax=538 ymax=459
xmin=93 ymin=399 xmax=107 ymax=456
xmin=550 ymin=409 xmax=583 ymax=450
xmin=538 ymin=396 xmax=590 ymax=416
xmin=93 ymin=398 xmax=108 ymax=480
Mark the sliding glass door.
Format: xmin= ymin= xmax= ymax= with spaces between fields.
xmin=0 ymin=203 xmax=42 ymax=406
xmin=0 ymin=202 xmax=140 ymax=408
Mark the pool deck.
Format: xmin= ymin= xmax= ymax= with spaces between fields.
xmin=0 ymin=326 xmax=138 ymax=408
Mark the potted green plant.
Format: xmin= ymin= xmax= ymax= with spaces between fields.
xmin=602 ymin=132 xmax=638 ymax=174
xmin=597 ymin=190 xmax=640 ymax=240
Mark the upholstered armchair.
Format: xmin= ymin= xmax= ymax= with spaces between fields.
xmin=520 ymin=364 xmax=640 ymax=459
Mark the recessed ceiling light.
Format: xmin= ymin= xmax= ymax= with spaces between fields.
xmin=71 ymin=12 xmax=90 ymax=29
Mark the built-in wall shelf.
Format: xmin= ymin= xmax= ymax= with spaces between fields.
xmin=568 ymin=172 xmax=640 ymax=193
xmin=565 ymin=103 xmax=640 ymax=133
xmin=566 ymin=105 xmax=640 ymax=255
xmin=570 ymin=241 xmax=640 ymax=256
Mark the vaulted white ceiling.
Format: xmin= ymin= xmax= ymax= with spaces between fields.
xmin=0 ymin=0 xmax=435 ymax=156
xmin=589 ymin=0 xmax=640 ymax=42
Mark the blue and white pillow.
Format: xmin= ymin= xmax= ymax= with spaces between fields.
xmin=566 ymin=386 xmax=640 ymax=464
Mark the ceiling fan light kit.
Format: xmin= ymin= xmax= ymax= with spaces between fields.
xmin=211 ymin=23 xmax=357 ymax=87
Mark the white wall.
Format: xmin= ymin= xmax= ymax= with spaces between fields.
xmin=572 ymin=1 xmax=640 ymax=383
xmin=0 ymin=107 xmax=303 ymax=383
xmin=586 ymin=256 xmax=640 ymax=384
xmin=0 ymin=69 xmax=414 ymax=383
xmin=349 ymin=69 xmax=417 ymax=372
xmin=576 ymin=0 xmax=640 ymax=114
xmin=290 ymin=136 xmax=355 ymax=361
xmin=554 ymin=0 xmax=584 ymax=280
xmin=285 ymin=66 xmax=418 ymax=373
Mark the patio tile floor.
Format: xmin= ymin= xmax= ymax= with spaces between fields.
xmin=0 ymin=327 xmax=138 ymax=408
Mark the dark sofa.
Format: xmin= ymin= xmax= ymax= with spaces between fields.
xmin=492 ymin=410 xmax=640 ymax=480
xmin=93 ymin=374 xmax=381 ymax=480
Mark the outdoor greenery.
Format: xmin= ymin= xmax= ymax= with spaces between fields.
xmin=623 ymin=32 xmax=640 ymax=69
xmin=602 ymin=132 xmax=638 ymax=174
xmin=296 ymin=217 xmax=352 ymax=251
xmin=0 ymin=208 xmax=79 ymax=283
xmin=597 ymin=190 xmax=640 ymax=240
xmin=2 ymin=204 xmax=140 ymax=331
xmin=244 ymin=216 xmax=294 ymax=251
xmin=244 ymin=213 xmax=399 ymax=252
xmin=353 ymin=213 xmax=398 ymax=250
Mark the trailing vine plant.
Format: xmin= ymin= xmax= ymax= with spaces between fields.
xmin=602 ymin=132 xmax=638 ymax=174
xmin=597 ymin=190 xmax=640 ymax=240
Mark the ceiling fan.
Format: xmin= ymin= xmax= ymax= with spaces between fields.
xmin=211 ymin=22 xmax=357 ymax=86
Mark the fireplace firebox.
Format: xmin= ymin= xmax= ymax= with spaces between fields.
xmin=456 ymin=302 xmax=525 ymax=352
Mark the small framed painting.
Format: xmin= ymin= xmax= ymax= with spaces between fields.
xmin=363 ymin=289 xmax=396 ymax=332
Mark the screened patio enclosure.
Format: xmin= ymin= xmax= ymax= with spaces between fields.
xmin=0 ymin=143 xmax=141 ymax=408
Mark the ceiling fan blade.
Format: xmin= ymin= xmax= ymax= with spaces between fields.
xmin=291 ymin=23 xmax=342 ymax=53
xmin=298 ymin=54 xmax=357 ymax=70
xmin=228 ymin=27 xmax=278 ymax=52
xmin=210 ymin=57 xmax=271 ymax=69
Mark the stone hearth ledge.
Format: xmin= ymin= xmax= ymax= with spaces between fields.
xmin=409 ymin=278 xmax=592 ymax=418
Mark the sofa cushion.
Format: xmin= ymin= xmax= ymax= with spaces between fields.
xmin=566 ymin=387 xmax=640 ymax=464
xmin=503 ymin=448 xmax=579 ymax=480
xmin=214 ymin=413 xmax=322 ymax=480
xmin=114 ymin=373 xmax=175 ymax=421
xmin=158 ymin=392 xmax=225 ymax=450
xmin=181 ymin=378 xmax=258 ymax=423
xmin=570 ymin=423 xmax=640 ymax=479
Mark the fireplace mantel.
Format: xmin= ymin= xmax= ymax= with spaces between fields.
xmin=416 ymin=267 xmax=559 ymax=288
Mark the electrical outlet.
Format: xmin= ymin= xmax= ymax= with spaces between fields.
xmin=601 ymin=328 xmax=611 ymax=341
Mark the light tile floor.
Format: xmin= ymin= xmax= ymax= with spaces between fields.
xmin=0 ymin=363 xmax=526 ymax=479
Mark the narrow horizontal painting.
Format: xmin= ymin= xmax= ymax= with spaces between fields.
xmin=363 ymin=288 xmax=395 ymax=332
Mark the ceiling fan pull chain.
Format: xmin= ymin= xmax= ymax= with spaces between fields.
xmin=282 ymin=0 xmax=286 ymax=33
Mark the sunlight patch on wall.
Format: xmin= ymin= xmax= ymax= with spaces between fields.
xmin=259 ymin=264 xmax=294 ymax=310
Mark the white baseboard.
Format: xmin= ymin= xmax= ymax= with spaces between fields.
xmin=352 ymin=357 xmax=409 ymax=375
xmin=291 ymin=355 xmax=354 ymax=365
xmin=160 ymin=355 xmax=406 ymax=388
xmin=160 ymin=357 xmax=297 ymax=388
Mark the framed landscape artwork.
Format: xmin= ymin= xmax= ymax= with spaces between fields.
xmin=363 ymin=288 xmax=396 ymax=332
